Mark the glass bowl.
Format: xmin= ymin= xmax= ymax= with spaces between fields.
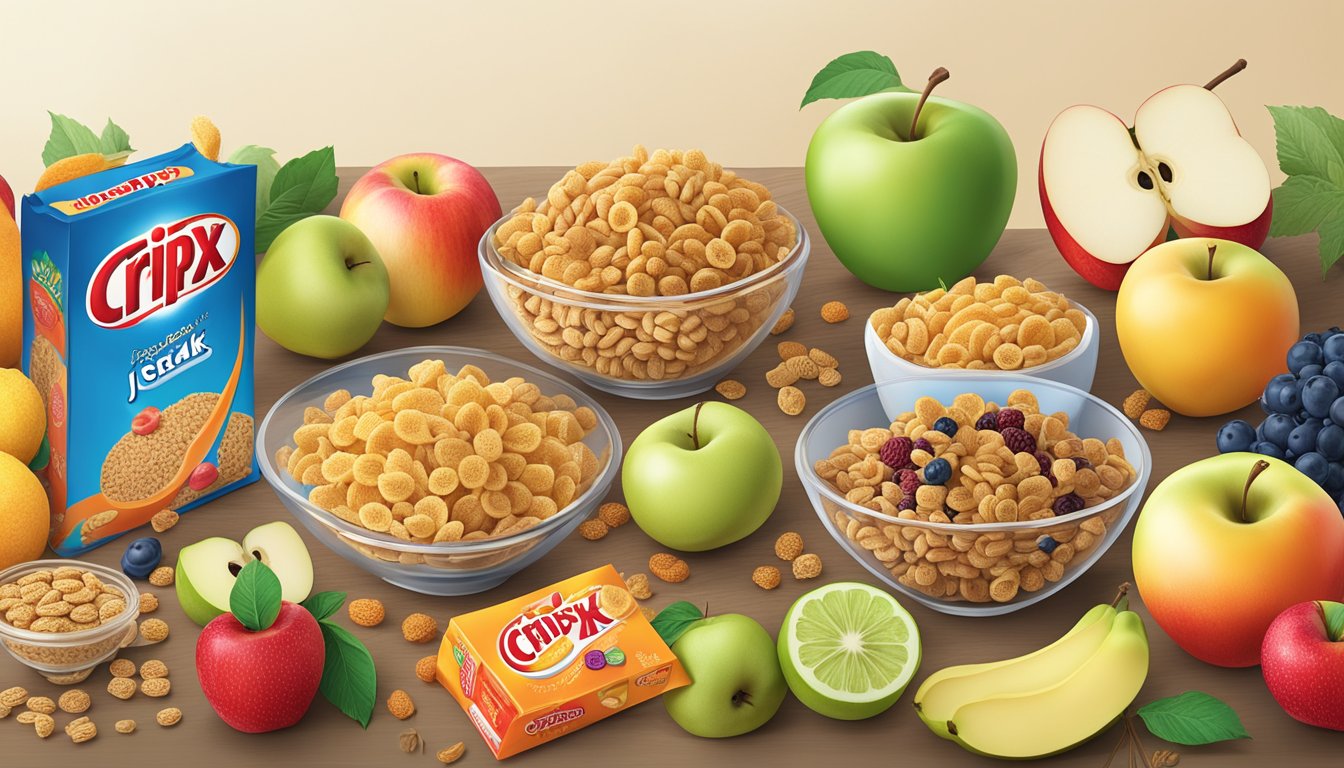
xmin=0 ymin=560 xmax=140 ymax=684
xmin=257 ymin=346 xmax=622 ymax=596
xmin=864 ymin=301 xmax=1099 ymax=394
xmin=478 ymin=205 xmax=810 ymax=399
xmin=795 ymin=375 xmax=1150 ymax=616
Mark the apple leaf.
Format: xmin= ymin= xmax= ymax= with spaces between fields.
xmin=229 ymin=560 xmax=283 ymax=632
xmin=1266 ymin=105 xmax=1344 ymax=276
xmin=255 ymin=146 xmax=339 ymax=253
xmin=316 ymin=620 xmax=377 ymax=728
xmin=1322 ymin=601 xmax=1344 ymax=642
xmin=98 ymin=119 xmax=133 ymax=157
xmin=650 ymin=601 xmax=704 ymax=647
xmin=1137 ymin=691 xmax=1250 ymax=746
xmin=227 ymin=145 xmax=281 ymax=222
xmin=300 ymin=591 xmax=346 ymax=622
xmin=800 ymin=51 xmax=910 ymax=109
xmin=41 ymin=112 xmax=106 ymax=167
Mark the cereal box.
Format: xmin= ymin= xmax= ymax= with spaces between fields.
xmin=20 ymin=143 xmax=257 ymax=555
xmin=436 ymin=565 xmax=689 ymax=759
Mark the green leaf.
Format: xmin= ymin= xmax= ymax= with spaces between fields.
xmin=316 ymin=620 xmax=377 ymax=728
xmin=1268 ymin=105 xmax=1344 ymax=185
xmin=229 ymin=561 xmax=283 ymax=632
xmin=300 ymin=591 xmax=346 ymax=622
xmin=1323 ymin=602 xmax=1344 ymax=642
xmin=98 ymin=119 xmax=133 ymax=156
xmin=800 ymin=51 xmax=909 ymax=109
xmin=254 ymin=146 xmax=338 ymax=252
xmin=41 ymin=112 xmax=104 ymax=166
xmin=1266 ymin=104 xmax=1344 ymax=275
xmin=650 ymin=601 xmax=704 ymax=647
xmin=1137 ymin=691 xmax=1250 ymax=746
xmin=227 ymin=145 xmax=281 ymax=221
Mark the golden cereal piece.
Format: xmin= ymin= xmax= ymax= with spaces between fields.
xmin=820 ymin=301 xmax=850 ymax=323
xmin=714 ymin=379 xmax=747 ymax=400
xmin=148 ymin=567 xmax=175 ymax=587
xmin=1139 ymin=409 xmax=1171 ymax=431
xmin=578 ymin=519 xmax=609 ymax=541
xmin=599 ymin=585 xmax=636 ymax=618
xmin=775 ymin=531 xmax=804 ymax=561
xmin=1122 ymin=389 xmax=1152 ymax=419
xmin=765 ymin=364 xmax=799 ymax=389
xmin=141 ymin=678 xmax=171 ymax=698
xmin=107 ymin=677 xmax=136 ymax=700
xmin=109 ymin=658 xmax=136 ymax=678
xmin=114 ymin=719 xmax=136 ymax=734
xmin=387 ymin=689 xmax=416 ymax=720
xmin=597 ymin=502 xmax=631 ymax=528
xmin=35 ymin=153 xmax=110 ymax=192
xmin=348 ymin=598 xmax=386 ymax=628
xmin=625 ymin=573 xmax=653 ymax=600
xmin=402 ymin=613 xmax=438 ymax=643
xmin=770 ymin=307 xmax=795 ymax=335
xmin=818 ymin=367 xmax=843 ymax=387
xmin=155 ymin=707 xmax=182 ymax=727
xmin=140 ymin=659 xmax=170 ymax=679
xmin=784 ymin=355 xmax=820 ymax=380
xmin=57 ymin=689 xmax=90 ymax=713
xmin=792 ymin=553 xmax=823 ymax=579
xmin=649 ymin=553 xmax=690 ymax=583
xmin=65 ymin=715 xmax=97 ymax=743
xmin=34 ymin=712 xmax=56 ymax=739
xmin=1 ymin=687 xmax=29 ymax=708
xmin=190 ymin=115 xmax=221 ymax=161
xmin=777 ymin=386 xmax=806 ymax=416
xmin=437 ymin=742 xmax=466 ymax=764
xmin=415 ymin=656 xmax=438 ymax=683
xmin=777 ymin=341 xmax=808 ymax=361
xmin=139 ymin=618 xmax=169 ymax=643
xmin=752 ymin=566 xmax=782 ymax=590
xmin=150 ymin=509 xmax=179 ymax=533
xmin=26 ymin=696 xmax=55 ymax=714
xmin=808 ymin=348 xmax=839 ymax=368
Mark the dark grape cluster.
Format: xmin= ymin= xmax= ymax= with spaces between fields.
xmin=1217 ymin=327 xmax=1344 ymax=509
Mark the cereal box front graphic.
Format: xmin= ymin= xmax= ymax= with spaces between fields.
xmin=21 ymin=144 xmax=257 ymax=555
xmin=437 ymin=565 xmax=689 ymax=759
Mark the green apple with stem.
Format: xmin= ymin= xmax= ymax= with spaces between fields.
xmin=622 ymin=402 xmax=782 ymax=551
xmin=664 ymin=613 xmax=787 ymax=738
xmin=177 ymin=521 xmax=315 ymax=626
xmin=805 ymin=66 xmax=1017 ymax=292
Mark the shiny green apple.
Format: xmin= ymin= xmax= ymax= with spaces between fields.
xmin=177 ymin=522 xmax=314 ymax=626
xmin=664 ymin=614 xmax=787 ymax=738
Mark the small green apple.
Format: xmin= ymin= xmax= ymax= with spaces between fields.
xmin=805 ymin=72 xmax=1016 ymax=292
xmin=257 ymin=215 xmax=390 ymax=359
xmin=622 ymin=402 xmax=781 ymax=551
xmin=664 ymin=613 xmax=787 ymax=738
xmin=176 ymin=521 xmax=314 ymax=626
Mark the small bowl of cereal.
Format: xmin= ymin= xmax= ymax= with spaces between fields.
xmin=479 ymin=146 xmax=809 ymax=399
xmin=796 ymin=377 xmax=1150 ymax=616
xmin=257 ymin=346 xmax=622 ymax=596
xmin=864 ymin=276 xmax=1099 ymax=397
xmin=0 ymin=560 xmax=140 ymax=684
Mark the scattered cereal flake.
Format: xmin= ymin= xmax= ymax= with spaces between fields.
xmin=752 ymin=566 xmax=781 ymax=590
xmin=792 ymin=553 xmax=823 ymax=580
xmin=387 ymin=689 xmax=416 ymax=720
xmin=190 ymin=116 xmax=221 ymax=162
xmin=597 ymin=502 xmax=630 ymax=528
xmin=65 ymin=715 xmax=96 ymax=743
xmin=107 ymin=677 xmax=136 ymax=700
xmin=35 ymin=153 xmax=109 ymax=193
xmin=401 ymin=613 xmax=438 ymax=643
xmin=1122 ymin=389 xmax=1151 ymax=420
xmin=820 ymin=301 xmax=850 ymax=323
xmin=625 ymin=573 xmax=653 ymax=600
xmin=777 ymin=340 xmax=808 ymax=361
xmin=765 ymin=363 xmax=799 ymax=389
xmin=437 ymin=742 xmax=466 ymax=764
xmin=775 ymin=531 xmax=804 ymax=561
xmin=1139 ymin=409 xmax=1171 ymax=431
xmin=138 ymin=592 xmax=158 ymax=614
xmin=109 ymin=658 xmax=136 ymax=678
xmin=148 ymin=566 xmax=175 ymax=587
xmin=415 ymin=656 xmax=438 ymax=683
xmin=578 ymin=519 xmax=609 ymax=541
xmin=139 ymin=659 xmax=169 ymax=679
xmin=777 ymin=385 xmax=806 ymax=416
xmin=57 ymin=689 xmax=90 ymax=714
xmin=139 ymin=618 xmax=169 ymax=643
xmin=649 ymin=553 xmax=690 ymax=583
xmin=26 ymin=696 xmax=55 ymax=714
xmin=114 ymin=719 xmax=136 ymax=734
xmin=399 ymin=728 xmax=423 ymax=753
xmin=155 ymin=707 xmax=182 ymax=727
xmin=141 ymin=678 xmax=171 ymax=698
xmin=714 ymin=379 xmax=747 ymax=400
xmin=348 ymin=598 xmax=386 ymax=628
xmin=150 ymin=509 xmax=179 ymax=533
xmin=818 ymin=367 xmax=843 ymax=387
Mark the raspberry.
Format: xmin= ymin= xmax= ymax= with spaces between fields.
xmin=996 ymin=408 xmax=1025 ymax=430
xmin=932 ymin=417 xmax=958 ymax=437
xmin=1037 ymin=535 xmax=1059 ymax=554
xmin=975 ymin=412 xmax=999 ymax=431
xmin=898 ymin=496 xmax=916 ymax=511
xmin=878 ymin=437 xmax=913 ymax=470
xmin=922 ymin=457 xmax=952 ymax=486
xmin=1053 ymin=493 xmax=1085 ymax=516
xmin=913 ymin=438 xmax=933 ymax=454
xmin=1001 ymin=427 xmax=1037 ymax=454
xmin=897 ymin=469 xmax=921 ymax=495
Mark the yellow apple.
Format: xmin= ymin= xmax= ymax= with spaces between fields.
xmin=1116 ymin=237 xmax=1298 ymax=417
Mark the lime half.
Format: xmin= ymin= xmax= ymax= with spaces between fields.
xmin=778 ymin=581 xmax=921 ymax=720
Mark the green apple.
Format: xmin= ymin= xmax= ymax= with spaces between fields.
xmin=257 ymin=215 xmax=390 ymax=359
xmin=622 ymin=402 xmax=781 ymax=551
xmin=177 ymin=521 xmax=314 ymax=626
xmin=805 ymin=71 xmax=1016 ymax=292
xmin=664 ymin=613 xmax=787 ymax=738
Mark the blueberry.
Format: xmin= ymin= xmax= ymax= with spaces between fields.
xmin=1300 ymin=364 xmax=1325 ymax=381
xmin=1288 ymin=419 xmax=1325 ymax=456
xmin=1318 ymin=424 xmax=1344 ymax=462
xmin=1303 ymin=375 xmax=1341 ymax=419
xmin=1253 ymin=440 xmax=1285 ymax=459
xmin=1262 ymin=413 xmax=1296 ymax=447
xmin=932 ymin=417 xmax=959 ymax=437
xmin=1324 ymin=361 xmax=1344 ymax=389
xmin=1216 ymin=420 xmax=1257 ymax=454
xmin=1326 ymin=334 xmax=1344 ymax=364
xmin=1288 ymin=340 xmax=1324 ymax=374
xmin=120 ymin=537 xmax=163 ymax=580
xmin=1295 ymin=451 xmax=1330 ymax=485
xmin=1259 ymin=393 xmax=1273 ymax=414
xmin=1037 ymin=535 xmax=1059 ymax=554
xmin=923 ymin=457 xmax=952 ymax=486
xmin=1326 ymin=462 xmax=1344 ymax=494
xmin=1276 ymin=382 xmax=1303 ymax=413
xmin=1332 ymin=395 xmax=1344 ymax=427
xmin=1306 ymin=332 xmax=1324 ymax=346
xmin=1264 ymin=374 xmax=1298 ymax=414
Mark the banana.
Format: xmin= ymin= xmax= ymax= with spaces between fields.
xmin=946 ymin=610 xmax=1150 ymax=759
xmin=914 ymin=588 xmax=1126 ymax=739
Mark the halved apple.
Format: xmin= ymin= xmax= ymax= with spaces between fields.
xmin=176 ymin=521 xmax=314 ymax=626
xmin=1040 ymin=64 xmax=1271 ymax=290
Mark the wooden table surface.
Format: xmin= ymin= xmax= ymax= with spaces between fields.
xmin=6 ymin=166 xmax=1340 ymax=767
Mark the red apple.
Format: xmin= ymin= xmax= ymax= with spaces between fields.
xmin=0 ymin=173 xmax=13 ymax=219
xmin=339 ymin=154 xmax=501 ymax=328
xmin=197 ymin=601 xmax=325 ymax=733
xmin=1263 ymin=601 xmax=1344 ymax=730
xmin=1039 ymin=60 xmax=1271 ymax=290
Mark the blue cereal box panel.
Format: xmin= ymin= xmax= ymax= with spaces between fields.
xmin=20 ymin=144 xmax=257 ymax=555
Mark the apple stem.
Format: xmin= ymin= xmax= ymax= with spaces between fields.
xmin=1206 ymin=242 xmax=1217 ymax=281
xmin=1203 ymin=59 xmax=1247 ymax=90
xmin=1240 ymin=460 xmax=1271 ymax=524
xmin=411 ymin=169 xmax=421 ymax=194
xmin=686 ymin=402 xmax=706 ymax=450
xmin=1111 ymin=582 xmax=1131 ymax=608
xmin=907 ymin=67 xmax=951 ymax=141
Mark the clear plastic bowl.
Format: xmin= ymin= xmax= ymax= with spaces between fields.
xmin=796 ymin=376 xmax=1150 ymax=616
xmin=257 ymin=347 xmax=622 ymax=596
xmin=478 ymin=206 xmax=810 ymax=399
xmin=864 ymin=301 xmax=1099 ymax=394
xmin=0 ymin=560 xmax=140 ymax=684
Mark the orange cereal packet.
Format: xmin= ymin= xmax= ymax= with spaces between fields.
xmin=436 ymin=565 xmax=688 ymax=759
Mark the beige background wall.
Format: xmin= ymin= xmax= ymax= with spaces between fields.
xmin=2 ymin=0 xmax=1340 ymax=227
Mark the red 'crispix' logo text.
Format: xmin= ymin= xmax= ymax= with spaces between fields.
xmin=497 ymin=591 xmax=614 ymax=675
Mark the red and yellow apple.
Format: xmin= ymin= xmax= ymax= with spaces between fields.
xmin=1116 ymin=237 xmax=1298 ymax=417
xmin=1133 ymin=454 xmax=1344 ymax=668
xmin=340 ymin=154 xmax=501 ymax=328
xmin=1262 ymin=601 xmax=1344 ymax=730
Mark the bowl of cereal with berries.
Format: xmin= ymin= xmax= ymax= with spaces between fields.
xmin=796 ymin=377 xmax=1149 ymax=615
xmin=257 ymin=347 xmax=621 ymax=596
xmin=479 ymin=146 xmax=809 ymax=400
xmin=864 ymin=275 xmax=1099 ymax=393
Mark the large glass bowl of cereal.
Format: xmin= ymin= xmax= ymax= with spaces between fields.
xmin=0 ymin=560 xmax=141 ymax=684
xmin=796 ymin=376 xmax=1150 ymax=616
xmin=256 ymin=347 xmax=622 ymax=596
xmin=479 ymin=146 xmax=809 ymax=399
xmin=864 ymin=275 xmax=1099 ymax=393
